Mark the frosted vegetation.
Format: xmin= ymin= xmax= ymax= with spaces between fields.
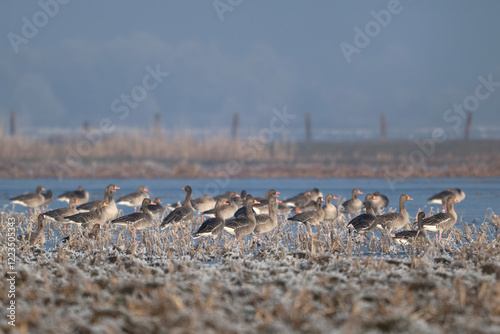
xmin=1 ymin=208 xmax=500 ymax=333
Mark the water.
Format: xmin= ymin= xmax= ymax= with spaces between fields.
xmin=1 ymin=177 xmax=499 ymax=224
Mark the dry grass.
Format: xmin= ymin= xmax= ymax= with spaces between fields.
xmin=1 ymin=208 xmax=500 ymax=333
xmin=1 ymin=134 xmax=500 ymax=178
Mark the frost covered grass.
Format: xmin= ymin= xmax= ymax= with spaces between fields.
xmin=1 ymin=210 xmax=500 ymax=333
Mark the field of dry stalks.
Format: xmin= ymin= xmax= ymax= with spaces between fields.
xmin=1 ymin=209 xmax=500 ymax=333
xmin=1 ymin=134 xmax=500 ymax=178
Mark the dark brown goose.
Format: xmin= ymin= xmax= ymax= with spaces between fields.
xmin=160 ymin=186 xmax=194 ymax=229
xmin=44 ymin=198 xmax=79 ymax=224
xmin=347 ymin=194 xmax=378 ymax=235
xmin=10 ymin=186 xmax=46 ymax=210
xmin=193 ymin=199 xmax=227 ymax=239
xmin=116 ymin=186 xmax=150 ymax=212
xmin=422 ymin=196 xmax=459 ymax=240
xmin=224 ymin=196 xmax=260 ymax=242
xmin=112 ymin=198 xmax=156 ymax=231
xmin=57 ymin=186 xmax=90 ymax=204
xmin=392 ymin=212 xmax=429 ymax=245
xmin=376 ymin=194 xmax=412 ymax=231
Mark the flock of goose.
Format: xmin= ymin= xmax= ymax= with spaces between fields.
xmin=10 ymin=184 xmax=467 ymax=247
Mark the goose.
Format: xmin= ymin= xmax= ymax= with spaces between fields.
xmin=224 ymin=195 xmax=260 ymax=243
xmin=323 ymin=193 xmax=340 ymax=221
xmin=160 ymin=186 xmax=194 ymax=229
xmin=65 ymin=201 xmax=109 ymax=228
xmin=422 ymin=196 xmax=459 ymax=241
xmin=288 ymin=197 xmax=325 ymax=227
xmin=18 ymin=214 xmax=45 ymax=246
xmin=392 ymin=212 xmax=429 ymax=245
xmin=140 ymin=197 xmax=164 ymax=217
xmin=112 ymin=198 xmax=156 ymax=232
xmin=116 ymin=186 xmax=150 ymax=212
xmin=340 ymin=189 xmax=364 ymax=215
xmin=57 ymin=186 xmax=90 ymax=204
xmin=191 ymin=194 xmax=216 ymax=213
xmin=347 ymin=194 xmax=378 ymax=235
xmin=193 ymin=199 xmax=227 ymax=239
xmin=376 ymin=194 xmax=412 ymax=231
xmin=10 ymin=186 xmax=46 ymax=211
xmin=202 ymin=192 xmax=239 ymax=219
xmin=254 ymin=196 xmax=280 ymax=235
xmin=44 ymin=198 xmax=79 ymax=224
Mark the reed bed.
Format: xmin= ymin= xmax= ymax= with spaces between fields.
xmin=1 ymin=134 xmax=500 ymax=178
xmin=1 ymin=207 xmax=500 ymax=333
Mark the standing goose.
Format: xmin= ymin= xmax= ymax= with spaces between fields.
xmin=140 ymin=197 xmax=164 ymax=217
xmin=10 ymin=186 xmax=46 ymax=211
xmin=193 ymin=199 xmax=227 ymax=239
xmin=288 ymin=197 xmax=325 ymax=227
xmin=234 ymin=190 xmax=247 ymax=208
xmin=347 ymin=194 xmax=378 ymax=235
xmin=340 ymin=189 xmax=364 ymax=215
xmin=44 ymin=198 xmax=79 ymax=224
xmin=422 ymin=196 xmax=459 ymax=241
xmin=65 ymin=201 xmax=109 ymax=228
xmin=116 ymin=186 xmax=150 ymax=212
xmin=18 ymin=214 xmax=45 ymax=246
xmin=202 ymin=192 xmax=239 ymax=219
xmin=323 ymin=194 xmax=340 ymax=221
xmin=224 ymin=195 xmax=260 ymax=243
xmin=160 ymin=186 xmax=194 ymax=229
xmin=254 ymin=196 xmax=281 ymax=235
xmin=112 ymin=198 xmax=156 ymax=232
xmin=371 ymin=191 xmax=389 ymax=213
xmin=376 ymin=194 xmax=413 ymax=231
xmin=57 ymin=186 xmax=90 ymax=204
xmin=392 ymin=212 xmax=429 ymax=245
xmin=191 ymin=195 xmax=216 ymax=213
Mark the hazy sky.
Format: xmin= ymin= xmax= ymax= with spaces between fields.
xmin=1 ymin=1 xmax=500 ymax=140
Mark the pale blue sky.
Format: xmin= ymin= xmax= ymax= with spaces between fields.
xmin=1 ymin=1 xmax=499 ymax=140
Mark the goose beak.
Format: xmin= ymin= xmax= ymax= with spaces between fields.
xmin=144 ymin=187 xmax=149 ymax=192
xmin=114 ymin=186 xmax=120 ymax=191
xmin=358 ymin=190 xmax=363 ymax=194
xmin=276 ymin=199 xmax=282 ymax=203
xmin=407 ymin=196 xmax=413 ymax=200
xmin=333 ymin=195 xmax=339 ymax=200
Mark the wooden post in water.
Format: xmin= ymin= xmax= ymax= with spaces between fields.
xmin=232 ymin=113 xmax=239 ymax=140
xmin=464 ymin=111 xmax=472 ymax=141
xmin=9 ymin=111 xmax=15 ymax=137
xmin=153 ymin=113 xmax=161 ymax=138
xmin=305 ymin=112 xmax=311 ymax=143
xmin=380 ymin=114 xmax=387 ymax=141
